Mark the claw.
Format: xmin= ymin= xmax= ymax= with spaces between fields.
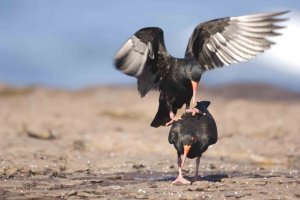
xmin=165 ymin=117 xmax=181 ymax=126
xmin=165 ymin=112 xmax=181 ymax=126
xmin=186 ymin=108 xmax=205 ymax=116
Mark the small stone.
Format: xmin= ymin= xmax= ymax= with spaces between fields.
xmin=107 ymin=174 xmax=123 ymax=180
xmin=294 ymin=194 xmax=300 ymax=198
xmin=114 ymin=127 xmax=124 ymax=132
xmin=235 ymin=192 xmax=251 ymax=198
xmin=277 ymin=180 xmax=284 ymax=185
xmin=208 ymin=163 xmax=216 ymax=169
xmin=133 ymin=164 xmax=145 ymax=169
xmin=76 ymin=191 xmax=93 ymax=198
xmin=73 ymin=140 xmax=86 ymax=151
xmin=63 ymin=190 xmax=77 ymax=198
xmin=90 ymin=180 xmax=104 ymax=184
xmin=50 ymin=171 xmax=66 ymax=178
xmin=59 ymin=164 xmax=66 ymax=171
xmin=187 ymin=186 xmax=204 ymax=192
xmin=259 ymin=191 xmax=268 ymax=195
xmin=5 ymin=168 xmax=18 ymax=178
xmin=251 ymin=173 xmax=263 ymax=178
xmin=26 ymin=129 xmax=56 ymax=140
xmin=254 ymin=181 xmax=267 ymax=186
xmin=182 ymin=168 xmax=190 ymax=173
xmin=217 ymin=187 xmax=226 ymax=191
xmin=148 ymin=184 xmax=158 ymax=188
xmin=28 ymin=169 xmax=37 ymax=176
xmin=214 ymin=182 xmax=224 ymax=187
xmin=224 ymin=192 xmax=235 ymax=198
xmin=0 ymin=168 xmax=6 ymax=175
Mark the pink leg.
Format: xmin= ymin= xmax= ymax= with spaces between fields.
xmin=172 ymin=157 xmax=190 ymax=185
xmin=191 ymin=81 xmax=199 ymax=106
xmin=192 ymin=157 xmax=201 ymax=182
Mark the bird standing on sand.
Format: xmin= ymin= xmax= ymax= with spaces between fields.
xmin=114 ymin=11 xmax=288 ymax=127
xmin=168 ymin=101 xmax=217 ymax=184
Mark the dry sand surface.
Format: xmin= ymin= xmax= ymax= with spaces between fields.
xmin=0 ymin=84 xmax=299 ymax=199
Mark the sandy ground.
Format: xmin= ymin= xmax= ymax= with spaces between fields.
xmin=0 ymin=84 xmax=299 ymax=199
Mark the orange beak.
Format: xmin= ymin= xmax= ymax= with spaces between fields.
xmin=181 ymin=145 xmax=191 ymax=168
xmin=191 ymin=81 xmax=199 ymax=106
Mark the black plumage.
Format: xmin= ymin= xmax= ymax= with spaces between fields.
xmin=168 ymin=101 xmax=217 ymax=184
xmin=114 ymin=11 xmax=288 ymax=127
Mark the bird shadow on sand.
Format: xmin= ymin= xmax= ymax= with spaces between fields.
xmin=38 ymin=167 xmax=284 ymax=189
xmin=156 ymin=172 xmax=230 ymax=183
xmin=4 ymin=169 xmax=285 ymax=194
xmin=94 ymin=170 xmax=234 ymax=186
xmin=58 ymin=170 xmax=231 ymax=188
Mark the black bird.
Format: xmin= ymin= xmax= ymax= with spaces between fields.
xmin=168 ymin=101 xmax=217 ymax=184
xmin=114 ymin=11 xmax=288 ymax=127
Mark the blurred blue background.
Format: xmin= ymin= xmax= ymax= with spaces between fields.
xmin=0 ymin=0 xmax=299 ymax=91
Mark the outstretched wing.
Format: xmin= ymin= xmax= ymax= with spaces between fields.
xmin=185 ymin=11 xmax=289 ymax=71
xmin=114 ymin=27 xmax=172 ymax=97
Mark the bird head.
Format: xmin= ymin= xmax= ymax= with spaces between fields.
xmin=190 ymin=66 xmax=202 ymax=82
xmin=179 ymin=133 xmax=198 ymax=164
xmin=187 ymin=62 xmax=203 ymax=105
xmin=181 ymin=133 xmax=197 ymax=146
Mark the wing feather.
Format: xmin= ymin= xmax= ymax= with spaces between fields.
xmin=185 ymin=11 xmax=289 ymax=71
xmin=114 ymin=27 xmax=172 ymax=97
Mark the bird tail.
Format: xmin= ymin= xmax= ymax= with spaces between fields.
xmin=150 ymin=99 xmax=170 ymax=128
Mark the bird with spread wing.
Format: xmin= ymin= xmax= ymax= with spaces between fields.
xmin=114 ymin=11 xmax=288 ymax=127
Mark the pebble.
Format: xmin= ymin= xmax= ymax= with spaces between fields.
xmin=5 ymin=168 xmax=18 ymax=178
xmin=254 ymin=181 xmax=267 ymax=186
xmin=224 ymin=192 xmax=235 ymax=197
xmin=294 ymin=194 xmax=300 ymax=198
xmin=63 ymin=190 xmax=77 ymax=198
xmin=73 ymin=140 xmax=86 ymax=151
xmin=187 ymin=186 xmax=204 ymax=192
xmin=208 ymin=163 xmax=216 ymax=169
xmin=89 ymin=180 xmax=104 ymax=184
xmin=235 ymin=192 xmax=251 ymax=199
xmin=26 ymin=128 xmax=56 ymax=140
xmin=0 ymin=168 xmax=6 ymax=175
xmin=148 ymin=184 xmax=158 ymax=188
xmin=133 ymin=164 xmax=145 ymax=169
xmin=107 ymin=174 xmax=123 ymax=180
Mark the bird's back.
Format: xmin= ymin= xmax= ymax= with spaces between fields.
xmin=190 ymin=113 xmax=217 ymax=158
xmin=150 ymin=59 xmax=194 ymax=127
xmin=169 ymin=111 xmax=218 ymax=159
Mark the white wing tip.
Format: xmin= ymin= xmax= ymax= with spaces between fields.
xmin=231 ymin=10 xmax=290 ymax=21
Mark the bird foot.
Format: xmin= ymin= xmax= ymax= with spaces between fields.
xmin=165 ymin=113 xmax=181 ymax=126
xmin=186 ymin=108 xmax=206 ymax=116
xmin=171 ymin=176 xmax=191 ymax=185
